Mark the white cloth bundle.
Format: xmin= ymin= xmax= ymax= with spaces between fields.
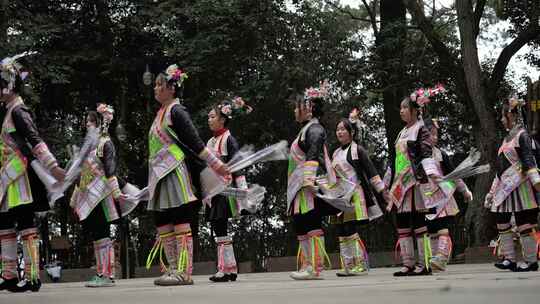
xmin=315 ymin=175 xmax=358 ymax=212
xmin=220 ymin=185 xmax=267 ymax=214
xmin=201 ymin=140 xmax=288 ymax=203
xmin=120 ymin=183 xmax=148 ymax=216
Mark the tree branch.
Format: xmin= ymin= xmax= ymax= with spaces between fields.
xmin=402 ymin=0 xmax=472 ymax=108
xmin=472 ymin=0 xmax=486 ymax=38
xmin=324 ymin=0 xmax=375 ymax=24
xmin=401 ymin=0 xmax=459 ymax=73
xmin=361 ymin=0 xmax=379 ymax=36
xmin=489 ymin=24 xmax=540 ymax=96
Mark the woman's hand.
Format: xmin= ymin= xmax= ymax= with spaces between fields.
xmin=383 ymin=190 xmax=394 ymax=211
xmin=215 ymin=163 xmax=231 ymax=177
xmin=51 ymin=166 xmax=66 ymax=182
xmin=463 ymin=190 xmax=473 ymax=202
xmin=484 ymin=193 xmax=493 ymax=208
xmin=429 ymin=174 xmax=443 ymax=184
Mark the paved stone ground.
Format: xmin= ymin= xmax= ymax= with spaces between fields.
xmin=1 ymin=264 xmax=539 ymax=304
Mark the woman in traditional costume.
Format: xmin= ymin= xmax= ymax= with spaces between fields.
xmin=146 ymin=64 xmax=229 ymax=286
xmin=331 ymin=112 xmax=388 ymax=277
xmin=205 ymin=97 xmax=252 ymax=282
xmin=485 ymin=97 xmax=540 ymax=272
xmin=0 ymin=53 xmax=65 ymax=292
xmin=387 ymin=89 xmax=441 ymax=277
xmin=70 ymin=104 xmax=129 ymax=287
xmin=287 ymin=81 xmax=340 ymax=280
xmin=423 ymin=119 xmax=473 ymax=272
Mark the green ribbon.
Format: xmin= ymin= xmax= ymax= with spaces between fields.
xmin=423 ymin=234 xmax=432 ymax=270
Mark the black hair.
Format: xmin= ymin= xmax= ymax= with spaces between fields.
xmin=156 ymin=73 xmax=184 ymax=99
xmin=0 ymin=74 xmax=25 ymax=95
xmin=501 ymin=101 xmax=528 ymax=128
xmin=212 ymin=102 xmax=231 ymax=127
xmin=294 ymin=95 xmax=325 ymax=119
xmin=336 ymin=118 xmax=358 ymax=140
xmin=87 ymin=111 xmax=101 ymax=128
xmin=501 ymin=102 xmax=519 ymax=115
xmin=423 ymin=118 xmax=438 ymax=131
xmin=310 ymin=97 xmax=325 ymax=118
xmin=401 ymin=97 xmax=421 ymax=117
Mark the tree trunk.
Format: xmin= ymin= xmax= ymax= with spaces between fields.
xmin=0 ymin=0 xmax=7 ymax=53
xmin=456 ymin=0 xmax=499 ymax=246
xmin=378 ymin=0 xmax=407 ymax=162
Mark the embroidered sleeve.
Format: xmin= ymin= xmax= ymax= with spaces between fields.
xmin=302 ymin=161 xmax=319 ymax=187
xmin=199 ymin=148 xmax=225 ymax=171
xmin=455 ymin=179 xmax=470 ymax=193
xmin=107 ymin=176 xmax=122 ymax=199
xmin=383 ymin=166 xmax=392 ymax=189
xmin=527 ymin=168 xmax=540 ymax=186
xmin=418 ymin=126 xmax=438 ymax=176
xmin=353 ymin=144 xmax=384 ymax=192
xmin=12 ymin=106 xmax=59 ymax=170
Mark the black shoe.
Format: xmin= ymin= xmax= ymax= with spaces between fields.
xmin=9 ymin=279 xmax=41 ymax=293
xmin=209 ymin=272 xmax=237 ymax=282
xmin=494 ymin=259 xmax=517 ymax=271
xmin=0 ymin=277 xmax=19 ymax=291
xmin=393 ymin=266 xmax=414 ymax=277
xmin=514 ymin=262 xmax=539 ymax=272
xmin=408 ymin=264 xmax=432 ymax=276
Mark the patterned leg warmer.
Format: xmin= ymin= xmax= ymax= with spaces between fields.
xmin=146 ymin=225 xmax=178 ymax=272
xmin=216 ymin=236 xmax=238 ymax=274
xmin=175 ymin=223 xmax=193 ymax=279
xmin=520 ymin=232 xmax=539 ymax=264
xmin=21 ymin=228 xmax=40 ymax=282
xmin=296 ymin=234 xmax=311 ymax=271
xmin=94 ymin=238 xmax=115 ymax=278
xmin=308 ymin=229 xmax=331 ymax=275
xmin=397 ymin=228 xmax=415 ymax=268
xmin=498 ymin=229 xmax=516 ymax=262
xmin=0 ymin=229 xmax=17 ymax=280
xmin=415 ymin=232 xmax=432 ymax=271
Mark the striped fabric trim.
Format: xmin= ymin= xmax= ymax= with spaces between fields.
xmin=527 ymin=168 xmax=540 ymax=186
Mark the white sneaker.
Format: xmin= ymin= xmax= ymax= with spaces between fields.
xmin=154 ymin=271 xmax=178 ymax=286
xmin=290 ymin=266 xmax=323 ymax=280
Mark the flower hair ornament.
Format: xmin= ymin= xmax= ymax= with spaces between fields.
xmin=217 ymin=96 xmax=253 ymax=120
xmin=165 ymin=64 xmax=188 ymax=88
xmin=409 ymin=83 xmax=446 ymax=108
xmin=348 ymin=107 xmax=361 ymax=124
xmin=1 ymin=51 xmax=36 ymax=95
xmin=303 ymin=79 xmax=348 ymax=108
xmin=304 ymin=79 xmax=331 ymax=105
xmin=97 ymin=103 xmax=114 ymax=134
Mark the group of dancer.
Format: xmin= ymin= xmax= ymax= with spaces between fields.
xmin=0 ymin=53 xmax=538 ymax=293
